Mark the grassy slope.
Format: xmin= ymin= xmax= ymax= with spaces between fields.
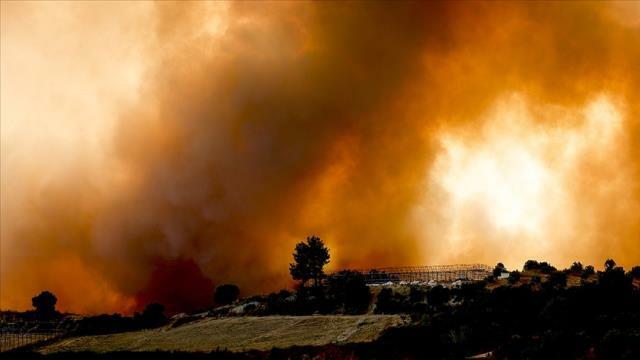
xmin=39 ymin=315 xmax=407 ymax=353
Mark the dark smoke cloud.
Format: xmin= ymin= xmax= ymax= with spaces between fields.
xmin=135 ymin=259 xmax=214 ymax=314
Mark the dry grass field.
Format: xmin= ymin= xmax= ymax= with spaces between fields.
xmin=39 ymin=315 xmax=407 ymax=353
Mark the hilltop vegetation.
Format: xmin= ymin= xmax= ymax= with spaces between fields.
xmin=365 ymin=259 xmax=640 ymax=359
xmin=5 ymin=236 xmax=640 ymax=359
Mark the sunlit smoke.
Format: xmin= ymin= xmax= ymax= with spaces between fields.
xmin=420 ymin=93 xmax=633 ymax=268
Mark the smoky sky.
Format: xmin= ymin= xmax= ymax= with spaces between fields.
xmin=1 ymin=1 xmax=639 ymax=314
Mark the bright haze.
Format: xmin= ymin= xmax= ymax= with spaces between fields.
xmin=1 ymin=1 xmax=639 ymax=314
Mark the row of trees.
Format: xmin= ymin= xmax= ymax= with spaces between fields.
xmin=274 ymin=240 xmax=640 ymax=357
xmin=491 ymin=258 xmax=640 ymax=287
xmin=29 ymin=283 xmax=240 ymax=319
xmin=25 ymin=234 xmax=640 ymax=345
xmin=25 ymin=234 xmax=328 ymax=328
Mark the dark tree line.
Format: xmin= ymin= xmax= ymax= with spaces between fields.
xmin=368 ymin=258 xmax=640 ymax=359
xmin=21 ymin=237 xmax=640 ymax=358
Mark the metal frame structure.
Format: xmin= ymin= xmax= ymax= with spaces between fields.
xmin=334 ymin=264 xmax=493 ymax=284
xmin=0 ymin=322 xmax=65 ymax=352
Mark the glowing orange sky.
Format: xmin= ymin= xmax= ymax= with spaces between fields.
xmin=1 ymin=1 xmax=639 ymax=314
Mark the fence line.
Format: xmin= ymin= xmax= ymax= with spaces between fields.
xmin=333 ymin=264 xmax=493 ymax=284
xmin=0 ymin=324 xmax=66 ymax=352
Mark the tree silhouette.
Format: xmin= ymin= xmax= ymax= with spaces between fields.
xmin=32 ymin=291 xmax=58 ymax=319
xmin=214 ymin=284 xmax=240 ymax=305
xmin=570 ymin=262 xmax=583 ymax=273
xmin=605 ymin=258 xmax=616 ymax=272
xmin=493 ymin=263 xmax=507 ymax=278
xmin=375 ymin=288 xmax=395 ymax=314
xmin=582 ymin=265 xmax=595 ymax=278
xmin=545 ymin=271 xmax=567 ymax=290
xmin=523 ymin=260 xmax=540 ymax=271
xmin=508 ymin=270 xmax=521 ymax=284
xmin=289 ymin=235 xmax=330 ymax=287
xmin=326 ymin=270 xmax=371 ymax=314
xmin=134 ymin=302 xmax=167 ymax=328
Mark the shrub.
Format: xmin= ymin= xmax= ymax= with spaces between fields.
xmin=523 ymin=260 xmax=556 ymax=274
xmin=544 ymin=271 xmax=567 ymax=290
xmin=604 ymin=259 xmax=616 ymax=272
xmin=538 ymin=262 xmax=557 ymax=274
xmin=582 ymin=265 xmax=595 ymax=278
xmin=214 ymin=284 xmax=240 ymax=305
xmin=409 ymin=286 xmax=426 ymax=304
xmin=375 ymin=288 xmax=396 ymax=314
xmin=134 ymin=303 xmax=167 ymax=328
xmin=31 ymin=291 xmax=59 ymax=320
xmin=569 ymin=262 xmax=583 ymax=273
xmin=73 ymin=313 xmax=138 ymax=335
xmin=598 ymin=266 xmax=632 ymax=296
xmin=630 ymin=266 xmax=640 ymax=280
xmin=264 ymin=290 xmax=294 ymax=315
xmin=326 ymin=270 xmax=371 ymax=314
xmin=426 ymin=285 xmax=450 ymax=309
xmin=524 ymin=260 xmax=540 ymax=271
xmin=493 ymin=263 xmax=507 ymax=278
xmin=508 ymin=271 xmax=521 ymax=284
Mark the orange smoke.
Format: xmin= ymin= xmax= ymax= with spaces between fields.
xmin=1 ymin=1 xmax=639 ymax=314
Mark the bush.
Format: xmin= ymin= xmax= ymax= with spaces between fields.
xmin=598 ymin=266 xmax=632 ymax=297
xmin=409 ymin=286 xmax=426 ymax=304
xmin=493 ymin=263 xmax=507 ymax=278
xmin=544 ymin=271 xmax=567 ymax=290
xmin=524 ymin=260 xmax=540 ymax=271
xmin=134 ymin=303 xmax=167 ymax=328
xmin=73 ymin=313 xmax=138 ymax=335
xmin=264 ymin=290 xmax=295 ymax=315
xmin=375 ymin=288 xmax=396 ymax=314
xmin=569 ymin=262 xmax=583 ymax=273
xmin=32 ymin=291 xmax=59 ymax=319
xmin=375 ymin=288 xmax=412 ymax=314
xmin=508 ymin=271 xmax=521 ymax=284
xmin=524 ymin=260 xmax=556 ymax=274
xmin=582 ymin=265 xmax=595 ymax=278
xmin=539 ymin=262 xmax=557 ymax=274
xmin=629 ymin=266 xmax=640 ymax=280
xmin=326 ymin=270 xmax=371 ymax=314
xmin=74 ymin=305 xmax=168 ymax=335
xmin=426 ymin=285 xmax=450 ymax=309
xmin=214 ymin=284 xmax=240 ymax=305
xmin=605 ymin=258 xmax=617 ymax=272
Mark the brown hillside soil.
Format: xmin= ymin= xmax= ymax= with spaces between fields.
xmin=38 ymin=315 xmax=407 ymax=353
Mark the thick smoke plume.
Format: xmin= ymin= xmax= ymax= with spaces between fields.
xmin=1 ymin=1 xmax=639 ymax=313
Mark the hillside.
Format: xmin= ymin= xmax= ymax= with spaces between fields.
xmin=38 ymin=315 xmax=407 ymax=353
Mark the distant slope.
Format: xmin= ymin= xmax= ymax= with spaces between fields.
xmin=39 ymin=315 xmax=407 ymax=353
